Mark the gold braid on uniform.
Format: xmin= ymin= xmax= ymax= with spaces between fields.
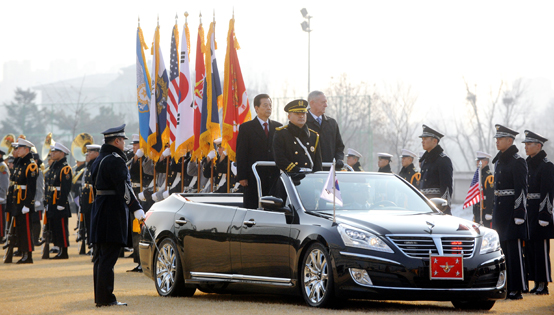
xmin=276 ymin=125 xmax=287 ymax=131
xmin=485 ymin=175 xmax=494 ymax=189
xmin=286 ymin=163 xmax=296 ymax=172
xmin=308 ymin=129 xmax=320 ymax=151
xmin=411 ymin=173 xmax=421 ymax=185
xmin=18 ymin=163 xmax=37 ymax=203
xmin=53 ymin=166 xmax=72 ymax=204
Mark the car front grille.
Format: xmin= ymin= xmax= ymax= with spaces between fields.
xmin=387 ymin=235 xmax=475 ymax=259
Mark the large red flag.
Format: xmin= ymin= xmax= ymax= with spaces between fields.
xmin=222 ymin=18 xmax=251 ymax=162
xmin=192 ymin=23 xmax=206 ymax=162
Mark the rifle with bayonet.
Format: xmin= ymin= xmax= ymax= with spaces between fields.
xmin=75 ymin=212 xmax=86 ymax=254
xmin=37 ymin=215 xmax=51 ymax=259
xmin=3 ymin=216 xmax=15 ymax=263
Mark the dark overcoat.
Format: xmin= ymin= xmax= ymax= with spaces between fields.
xmin=526 ymin=150 xmax=554 ymax=240
xmin=273 ymin=123 xmax=323 ymax=173
xmin=419 ymin=145 xmax=453 ymax=214
xmin=306 ymin=111 xmax=345 ymax=163
xmin=399 ymin=163 xmax=420 ymax=186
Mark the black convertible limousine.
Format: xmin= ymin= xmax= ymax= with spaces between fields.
xmin=139 ymin=163 xmax=506 ymax=310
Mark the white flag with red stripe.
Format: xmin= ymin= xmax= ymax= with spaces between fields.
xmin=174 ymin=20 xmax=194 ymax=159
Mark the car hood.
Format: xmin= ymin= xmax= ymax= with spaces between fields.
xmin=331 ymin=210 xmax=482 ymax=237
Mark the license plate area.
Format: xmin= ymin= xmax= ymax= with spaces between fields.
xmin=429 ymin=254 xmax=464 ymax=280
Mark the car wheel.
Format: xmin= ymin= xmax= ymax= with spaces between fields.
xmin=451 ymin=300 xmax=495 ymax=310
xmin=154 ymin=238 xmax=196 ymax=297
xmin=300 ymin=242 xmax=336 ymax=308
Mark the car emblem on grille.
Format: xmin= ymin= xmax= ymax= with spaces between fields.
xmin=425 ymin=221 xmax=435 ymax=234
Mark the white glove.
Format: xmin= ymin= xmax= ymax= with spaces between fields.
xmin=136 ymin=148 xmax=144 ymax=158
xmin=35 ymin=200 xmax=41 ymax=207
xmin=162 ymin=148 xmax=171 ymax=158
xmin=138 ymin=192 xmax=146 ymax=201
xmin=134 ymin=209 xmax=146 ymax=221
xmin=485 ymin=214 xmax=492 ymax=220
xmin=57 ymin=205 xmax=65 ymax=210
xmin=152 ymin=193 xmax=159 ymax=202
xmin=539 ymin=220 xmax=550 ymax=227
xmin=207 ymin=150 xmax=216 ymax=160
xmin=514 ymin=218 xmax=525 ymax=225
xmin=231 ymin=162 xmax=237 ymax=176
xmin=163 ymin=190 xmax=170 ymax=199
xmin=22 ymin=206 xmax=30 ymax=214
xmin=0 ymin=197 xmax=5 ymax=202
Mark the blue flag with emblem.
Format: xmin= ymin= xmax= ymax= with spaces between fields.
xmin=136 ymin=26 xmax=151 ymax=152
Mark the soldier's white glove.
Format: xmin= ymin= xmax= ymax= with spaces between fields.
xmin=35 ymin=200 xmax=41 ymax=207
xmin=485 ymin=214 xmax=492 ymax=221
xmin=207 ymin=150 xmax=216 ymax=160
xmin=136 ymin=148 xmax=144 ymax=158
xmin=57 ymin=205 xmax=65 ymax=210
xmin=539 ymin=220 xmax=550 ymax=227
xmin=163 ymin=190 xmax=169 ymax=199
xmin=231 ymin=162 xmax=237 ymax=176
xmin=0 ymin=197 xmax=5 ymax=202
xmin=162 ymin=148 xmax=171 ymax=158
xmin=134 ymin=209 xmax=146 ymax=221
xmin=22 ymin=206 xmax=30 ymax=214
xmin=138 ymin=192 xmax=146 ymax=202
xmin=152 ymin=193 xmax=159 ymax=202
xmin=514 ymin=218 xmax=525 ymax=225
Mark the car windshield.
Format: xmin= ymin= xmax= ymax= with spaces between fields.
xmin=293 ymin=172 xmax=435 ymax=213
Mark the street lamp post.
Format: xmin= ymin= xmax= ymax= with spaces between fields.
xmin=300 ymin=8 xmax=312 ymax=95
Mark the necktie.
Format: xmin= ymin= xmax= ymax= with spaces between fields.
xmin=316 ymin=117 xmax=322 ymax=125
xmin=263 ymin=122 xmax=269 ymax=137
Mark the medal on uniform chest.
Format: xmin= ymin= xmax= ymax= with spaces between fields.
xmin=310 ymin=146 xmax=315 ymax=152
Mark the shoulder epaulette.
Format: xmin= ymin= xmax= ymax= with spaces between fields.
xmin=439 ymin=152 xmax=447 ymax=157
xmin=276 ymin=125 xmax=288 ymax=131
xmin=514 ymin=153 xmax=521 ymax=159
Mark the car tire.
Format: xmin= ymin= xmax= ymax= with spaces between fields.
xmin=300 ymin=242 xmax=337 ymax=308
xmin=154 ymin=238 xmax=196 ymax=297
xmin=451 ymin=300 xmax=495 ymax=310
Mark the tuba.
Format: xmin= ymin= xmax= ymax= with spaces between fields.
xmin=41 ymin=133 xmax=56 ymax=161
xmin=0 ymin=134 xmax=16 ymax=156
xmin=71 ymin=133 xmax=94 ymax=162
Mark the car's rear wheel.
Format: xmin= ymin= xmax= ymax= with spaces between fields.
xmin=300 ymin=243 xmax=337 ymax=308
xmin=154 ymin=238 xmax=196 ymax=297
xmin=451 ymin=300 xmax=495 ymax=310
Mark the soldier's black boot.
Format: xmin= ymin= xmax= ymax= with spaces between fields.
xmin=507 ymin=290 xmax=523 ymax=300
xmin=535 ymin=283 xmax=549 ymax=295
xmin=529 ymin=282 xmax=539 ymax=294
xmin=13 ymin=250 xmax=22 ymax=257
xmin=16 ymin=252 xmax=33 ymax=264
xmin=52 ymin=247 xmax=68 ymax=259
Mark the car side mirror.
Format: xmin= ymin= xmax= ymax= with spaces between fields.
xmin=429 ymin=198 xmax=448 ymax=212
xmin=260 ymin=196 xmax=291 ymax=214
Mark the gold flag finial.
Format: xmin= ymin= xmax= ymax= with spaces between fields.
xmin=184 ymin=11 xmax=189 ymax=24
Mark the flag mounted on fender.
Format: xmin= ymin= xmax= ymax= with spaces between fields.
xmin=320 ymin=163 xmax=343 ymax=206
xmin=199 ymin=21 xmax=222 ymax=156
xmin=192 ymin=23 xmax=206 ymax=162
xmin=174 ymin=18 xmax=194 ymax=161
xmin=167 ymin=23 xmax=180 ymax=158
xmin=148 ymin=25 xmax=169 ymax=162
xmin=136 ymin=25 xmax=152 ymax=153
xmin=222 ymin=18 xmax=251 ymax=162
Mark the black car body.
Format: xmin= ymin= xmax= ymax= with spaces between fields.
xmin=140 ymin=167 xmax=506 ymax=310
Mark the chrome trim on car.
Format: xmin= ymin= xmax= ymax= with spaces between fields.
xmin=387 ymin=234 xmax=476 ymax=259
xmin=352 ymin=284 xmax=504 ymax=291
xmin=479 ymin=256 xmax=505 ymax=267
xmin=190 ymin=272 xmax=292 ymax=286
xmin=139 ymin=242 xmax=151 ymax=249
xmin=340 ymin=251 xmax=402 ymax=266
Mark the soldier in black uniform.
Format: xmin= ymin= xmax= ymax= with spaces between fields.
xmin=45 ymin=142 xmax=73 ymax=259
xmin=377 ymin=153 xmax=393 ymax=173
xmin=79 ymin=144 xmax=101 ymax=255
xmin=522 ymin=130 xmax=553 ymax=295
xmin=398 ymin=149 xmax=420 ymax=186
xmin=202 ymin=138 xmax=237 ymax=193
xmin=0 ymin=148 xmax=9 ymax=243
xmin=491 ymin=124 xmax=529 ymax=300
xmin=273 ymin=99 xmax=322 ymax=174
xmin=472 ymin=151 xmax=494 ymax=227
xmin=10 ymin=138 xmax=38 ymax=263
xmin=90 ymin=124 xmax=143 ymax=307
xmin=346 ymin=148 xmax=364 ymax=171
xmin=418 ymin=125 xmax=454 ymax=214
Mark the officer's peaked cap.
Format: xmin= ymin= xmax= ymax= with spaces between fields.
xmin=102 ymin=124 xmax=128 ymax=140
xmin=493 ymin=124 xmax=518 ymax=139
xmin=419 ymin=124 xmax=444 ymax=140
xmin=522 ymin=130 xmax=547 ymax=144
xmin=284 ymin=99 xmax=308 ymax=113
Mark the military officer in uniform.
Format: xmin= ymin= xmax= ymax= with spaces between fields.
xmin=45 ymin=142 xmax=73 ymax=259
xmin=523 ymin=130 xmax=553 ymax=295
xmin=0 ymin=148 xmax=9 ymax=243
xmin=90 ymin=124 xmax=143 ymax=307
xmin=273 ymin=99 xmax=322 ymax=174
xmin=79 ymin=144 xmax=101 ymax=255
xmin=472 ymin=151 xmax=494 ymax=227
xmin=377 ymin=153 xmax=393 ymax=173
xmin=491 ymin=124 xmax=528 ymax=300
xmin=346 ymin=148 xmax=364 ymax=171
xmin=418 ymin=125 xmax=454 ymax=214
xmin=398 ymin=149 xmax=420 ymax=186
xmin=9 ymin=139 xmax=38 ymax=264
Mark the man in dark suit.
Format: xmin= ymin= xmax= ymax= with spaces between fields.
xmin=306 ymin=91 xmax=345 ymax=169
xmin=236 ymin=94 xmax=282 ymax=209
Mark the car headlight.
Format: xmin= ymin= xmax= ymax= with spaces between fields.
xmin=480 ymin=230 xmax=500 ymax=254
xmin=338 ymin=224 xmax=393 ymax=253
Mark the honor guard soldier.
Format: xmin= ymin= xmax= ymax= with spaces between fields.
xmin=522 ymin=130 xmax=553 ymax=295
xmin=398 ymin=149 xmax=420 ymax=186
xmin=202 ymin=138 xmax=237 ymax=193
xmin=0 ymin=148 xmax=9 ymax=243
xmin=45 ymin=142 xmax=72 ymax=259
xmin=377 ymin=153 xmax=393 ymax=173
xmin=273 ymin=99 xmax=323 ymax=174
xmin=418 ymin=125 xmax=454 ymax=214
xmin=492 ymin=124 xmax=529 ymax=300
xmin=473 ymin=151 xmax=494 ymax=227
xmin=346 ymin=148 xmax=364 ymax=171
xmin=90 ymin=124 xmax=143 ymax=307
xmin=79 ymin=144 xmax=101 ymax=254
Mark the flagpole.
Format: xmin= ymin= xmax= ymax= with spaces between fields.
xmin=478 ymin=160 xmax=483 ymax=225
xmin=181 ymin=156 xmax=185 ymax=192
xmin=139 ymin=157 xmax=143 ymax=193
xmin=227 ymin=158 xmax=230 ymax=193
xmin=333 ymin=158 xmax=336 ymax=224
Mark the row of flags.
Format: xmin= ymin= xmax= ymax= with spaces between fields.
xmin=136 ymin=16 xmax=250 ymax=163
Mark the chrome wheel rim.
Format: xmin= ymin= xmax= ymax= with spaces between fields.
xmin=156 ymin=243 xmax=177 ymax=294
xmin=303 ymin=248 xmax=329 ymax=304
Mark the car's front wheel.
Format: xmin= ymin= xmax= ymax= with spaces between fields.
xmin=300 ymin=242 xmax=337 ymax=308
xmin=154 ymin=238 xmax=196 ymax=297
xmin=451 ymin=300 xmax=495 ymax=310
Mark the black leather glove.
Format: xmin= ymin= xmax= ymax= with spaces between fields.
xmin=335 ymin=159 xmax=344 ymax=170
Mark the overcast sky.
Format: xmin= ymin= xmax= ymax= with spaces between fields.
xmin=2 ymin=0 xmax=554 ymax=111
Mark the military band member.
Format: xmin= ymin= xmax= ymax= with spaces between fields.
xmin=0 ymin=148 xmax=9 ymax=243
xmin=472 ymin=151 xmax=494 ymax=227
xmin=492 ymin=124 xmax=529 ymax=300
xmin=522 ymin=130 xmax=553 ymax=295
xmin=273 ymin=99 xmax=322 ymax=174
xmin=11 ymin=139 xmax=38 ymax=263
xmin=45 ymin=142 xmax=73 ymax=259
xmin=418 ymin=125 xmax=453 ymax=214
xmin=346 ymin=148 xmax=364 ymax=171
xmin=398 ymin=149 xmax=420 ymax=186
xmin=377 ymin=153 xmax=393 ymax=173
xmin=79 ymin=144 xmax=101 ymax=255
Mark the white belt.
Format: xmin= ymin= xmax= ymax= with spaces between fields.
xmin=527 ymin=193 xmax=541 ymax=200
xmin=49 ymin=186 xmax=61 ymax=192
xmin=421 ymin=188 xmax=440 ymax=195
xmin=132 ymin=183 xmax=141 ymax=188
xmin=494 ymin=189 xmax=514 ymax=196
xmin=15 ymin=185 xmax=27 ymax=190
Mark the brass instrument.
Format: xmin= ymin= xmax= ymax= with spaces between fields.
xmin=0 ymin=134 xmax=16 ymax=156
xmin=41 ymin=133 xmax=55 ymax=161
xmin=71 ymin=133 xmax=94 ymax=162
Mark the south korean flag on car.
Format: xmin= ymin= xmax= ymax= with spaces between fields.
xmin=320 ymin=162 xmax=343 ymax=206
